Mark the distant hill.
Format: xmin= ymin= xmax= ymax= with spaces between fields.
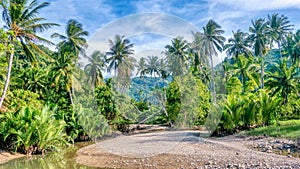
xmin=128 ymin=76 xmax=171 ymax=101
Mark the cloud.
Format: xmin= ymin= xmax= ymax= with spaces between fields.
xmin=212 ymin=0 xmax=300 ymax=11
xmin=87 ymin=13 xmax=200 ymax=55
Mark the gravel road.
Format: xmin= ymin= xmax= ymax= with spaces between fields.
xmin=76 ymin=131 xmax=300 ymax=168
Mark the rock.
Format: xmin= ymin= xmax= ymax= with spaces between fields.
xmin=297 ymin=137 xmax=300 ymax=149
xmin=287 ymin=148 xmax=291 ymax=153
xmin=287 ymin=155 xmax=292 ymax=158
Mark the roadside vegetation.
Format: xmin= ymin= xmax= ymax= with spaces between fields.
xmin=0 ymin=0 xmax=299 ymax=156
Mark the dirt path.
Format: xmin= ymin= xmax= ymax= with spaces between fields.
xmin=76 ymin=131 xmax=300 ymax=168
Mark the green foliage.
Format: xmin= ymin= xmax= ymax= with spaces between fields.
xmin=0 ymin=106 xmax=69 ymax=155
xmin=95 ymin=78 xmax=118 ymax=122
xmin=5 ymin=89 xmax=44 ymax=112
xmin=166 ymin=80 xmax=181 ymax=126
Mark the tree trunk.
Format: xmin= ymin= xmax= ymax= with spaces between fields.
xmin=278 ymin=41 xmax=282 ymax=59
xmin=69 ymin=89 xmax=74 ymax=106
xmin=260 ymin=54 xmax=264 ymax=89
xmin=0 ymin=49 xmax=14 ymax=109
xmin=210 ymin=54 xmax=216 ymax=103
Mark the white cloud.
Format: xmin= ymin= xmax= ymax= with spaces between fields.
xmin=87 ymin=13 xmax=200 ymax=55
xmin=213 ymin=0 xmax=300 ymax=11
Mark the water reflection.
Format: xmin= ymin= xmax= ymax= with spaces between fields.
xmin=0 ymin=142 xmax=98 ymax=169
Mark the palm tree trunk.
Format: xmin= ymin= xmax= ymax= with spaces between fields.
xmin=69 ymin=89 xmax=74 ymax=106
xmin=0 ymin=49 xmax=14 ymax=109
xmin=278 ymin=41 xmax=282 ymax=59
xmin=210 ymin=54 xmax=216 ymax=103
xmin=260 ymin=55 xmax=264 ymax=89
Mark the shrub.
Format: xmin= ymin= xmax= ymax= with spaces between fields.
xmin=0 ymin=106 xmax=69 ymax=155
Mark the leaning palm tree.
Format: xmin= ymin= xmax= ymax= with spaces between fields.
xmin=51 ymin=19 xmax=89 ymax=61
xmin=249 ymin=18 xmax=269 ymax=89
xmin=224 ymin=30 xmax=252 ymax=59
xmin=267 ymin=13 xmax=293 ymax=58
xmin=201 ymin=19 xmax=226 ymax=102
xmin=106 ymin=35 xmax=134 ymax=77
xmin=84 ymin=50 xmax=106 ymax=87
xmin=165 ymin=37 xmax=190 ymax=76
xmin=0 ymin=0 xmax=59 ymax=108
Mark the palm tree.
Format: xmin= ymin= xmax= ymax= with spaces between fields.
xmin=267 ymin=13 xmax=293 ymax=58
xmin=249 ymin=19 xmax=269 ymax=89
xmin=0 ymin=0 xmax=58 ymax=108
xmin=51 ymin=19 xmax=89 ymax=59
xmin=165 ymin=37 xmax=189 ymax=76
xmin=136 ymin=57 xmax=147 ymax=77
xmin=283 ymin=31 xmax=300 ymax=66
xmin=158 ymin=58 xmax=169 ymax=80
xmin=231 ymin=55 xmax=259 ymax=91
xmin=266 ymin=58 xmax=298 ymax=104
xmin=49 ymin=52 xmax=76 ymax=105
xmin=190 ymin=31 xmax=208 ymax=68
xmin=106 ymin=35 xmax=134 ymax=77
xmin=224 ymin=30 xmax=252 ymax=59
xmin=202 ymin=19 xmax=226 ymax=102
xmin=84 ymin=50 xmax=106 ymax=87
xmin=145 ymin=56 xmax=160 ymax=77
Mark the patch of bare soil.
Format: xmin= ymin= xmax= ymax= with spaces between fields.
xmin=76 ymin=131 xmax=300 ymax=169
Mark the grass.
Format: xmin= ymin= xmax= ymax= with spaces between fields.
xmin=242 ymin=120 xmax=300 ymax=140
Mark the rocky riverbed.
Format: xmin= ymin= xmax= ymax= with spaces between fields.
xmin=76 ymin=131 xmax=300 ymax=169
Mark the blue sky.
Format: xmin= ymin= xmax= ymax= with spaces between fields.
xmin=2 ymin=0 xmax=300 ymax=60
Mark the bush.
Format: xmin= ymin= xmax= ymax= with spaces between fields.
xmin=0 ymin=106 xmax=69 ymax=155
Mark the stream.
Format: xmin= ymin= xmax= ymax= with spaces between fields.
xmin=0 ymin=142 xmax=99 ymax=169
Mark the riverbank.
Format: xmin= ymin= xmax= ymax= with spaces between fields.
xmin=0 ymin=150 xmax=24 ymax=165
xmin=76 ymin=130 xmax=300 ymax=168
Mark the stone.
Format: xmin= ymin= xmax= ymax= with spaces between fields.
xmin=296 ymin=137 xmax=300 ymax=149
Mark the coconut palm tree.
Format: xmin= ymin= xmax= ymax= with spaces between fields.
xmin=49 ymin=52 xmax=76 ymax=105
xmin=136 ymin=57 xmax=147 ymax=77
xmin=84 ymin=50 xmax=106 ymax=87
xmin=266 ymin=58 xmax=298 ymax=104
xmin=145 ymin=56 xmax=160 ymax=77
xmin=201 ymin=19 xmax=226 ymax=102
xmin=190 ymin=31 xmax=208 ymax=68
xmin=51 ymin=19 xmax=89 ymax=60
xmin=0 ymin=0 xmax=58 ymax=108
xmin=267 ymin=13 xmax=293 ymax=58
xmin=165 ymin=37 xmax=190 ymax=76
xmin=106 ymin=35 xmax=134 ymax=78
xmin=249 ymin=19 xmax=269 ymax=89
xmin=231 ymin=55 xmax=259 ymax=91
xmin=224 ymin=30 xmax=252 ymax=59
xmin=283 ymin=31 xmax=300 ymax=66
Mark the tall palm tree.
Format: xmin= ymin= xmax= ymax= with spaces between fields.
xmin=51 ymin=19 xmax=89 ymax=59
xmin=249 ymin=19 xmax=269 ymax=89
xmin=267 ymin=13 xmax=293 ymax=59
xmin=266 ymin=58 xmax=298 ymax=104
xmin=224 ymin=30 xmax=252 ymax=59
xmin=84 ymin=50 xmax=106 ymax=87
xmin=202 ymin=19 xmax=226 ymax=102
xmin=190 ymin=31 xmax=208 ymax=68
xmin=0 ymin=0 xmax=58 ymax=108
xmin=106 ymin=35 xmax=134 ymax=77
xmin=49 ymin=52 xmax=77 ymax=105
xmin=165 ymin=37 xmax=189 ymax=76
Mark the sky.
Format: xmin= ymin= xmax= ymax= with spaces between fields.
xmin=1 ymin=0 xmax=300 ymax=63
